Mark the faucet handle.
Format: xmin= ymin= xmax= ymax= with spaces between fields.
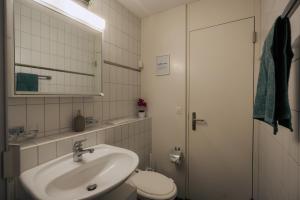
xmin=73 ymin=139 xmax=87 ymax=149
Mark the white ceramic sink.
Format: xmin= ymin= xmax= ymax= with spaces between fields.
xmin=20 ymin=144 xmax=139 ymax=200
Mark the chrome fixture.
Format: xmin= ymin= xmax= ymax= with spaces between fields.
xmin=85 ymin=117 xmax=98 ymax=126
xmin=192 ymin=112 xmax=207 ymax=131
xmin=169 ymin=146 xmax=184 ymax=166
xmin=8 ymin=127 xmax=39 ymax=141
xmin=87 ymin=184 xmax=97 ymax=191
xmin=73 ymin=139 xmax=95 ymax=162
xmin=8 ymin=126 xmax=25 ymax=136
xmin=37 ymin=75 xmax=52 ymax=80
xmin=281 ymin=0 xmax=300 ymax=18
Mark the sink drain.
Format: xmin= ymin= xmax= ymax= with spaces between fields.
xmin=87 ymin=184 xmax=97 ymax=191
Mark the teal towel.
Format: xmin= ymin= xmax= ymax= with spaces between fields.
xmin=274 ymin=17 xmax=293 ymax=132
xmin=16 ymin=73 xmax=38 ymax=92
xmin=254 ymin=17 xmax=293 ymax=134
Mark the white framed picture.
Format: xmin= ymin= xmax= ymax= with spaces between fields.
xmin=156 ymin=55 xmax=170 ymax=76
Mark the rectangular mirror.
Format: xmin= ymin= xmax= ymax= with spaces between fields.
xmin=6 ymin=0 xmax=103 ymax=96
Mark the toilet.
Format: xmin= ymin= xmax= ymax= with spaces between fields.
xmin=127 ymin=170 xmax=177 ymax=200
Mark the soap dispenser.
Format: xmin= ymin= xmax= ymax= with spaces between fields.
xmin=73 ymin=110 xmax=85 ymax=132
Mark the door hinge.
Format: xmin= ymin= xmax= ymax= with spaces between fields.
xmin=2 ymin=145 xmax=20 ymax=179
xmin=252 ymin=31 xmax=257 ymax=43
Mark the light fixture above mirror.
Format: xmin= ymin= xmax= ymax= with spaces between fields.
xmin=33 ymin=0 xmax=106 ymax=32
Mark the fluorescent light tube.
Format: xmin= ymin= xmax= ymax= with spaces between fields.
xmin=33 ymin=0 xmax=105 ymax=32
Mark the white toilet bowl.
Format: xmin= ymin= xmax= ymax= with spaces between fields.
xmin=126 ymin=170 xmax=177 ymax=200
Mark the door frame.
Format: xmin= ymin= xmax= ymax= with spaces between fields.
xmin=0 ymin=0 xmax=8 ymax=199
xmin=185 ymin=2 xmax=262 ymax=197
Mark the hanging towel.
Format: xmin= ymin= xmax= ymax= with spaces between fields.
xmin=274 ymin=17 xmax=294 ymax=131
xmin=16 ymin=73 xmax=39 ymax=92
xmin=253 ymin=17 xmax=294 ymax=134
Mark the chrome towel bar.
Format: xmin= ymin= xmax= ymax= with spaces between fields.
xmin=38 ymin=75 xmax=52 ymax=80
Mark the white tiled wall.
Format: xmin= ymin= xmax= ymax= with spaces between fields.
xmin=89 ymin=0 xmax=141 ymax=68
xmin=8 ymin=0 xmax=142 ymax=137
xmin=258 ymin=0 xmax=300 ymax=199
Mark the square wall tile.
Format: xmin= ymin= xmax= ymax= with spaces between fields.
xmin=94 ymin=101 xmax=103 ymax=122
xmin=59 ymin=103 xmax=73 ymax=129
xmin=57 ymin=139 xmax=72 ymax=157
xmin=8 ymin=105 xmax=26 ymax=129
xmin=21 ymin=147 xmax=38 ymax=172
xmin=59 ymin=97 xmax=72 ymax=104
xmin=27 ymin=104 xmax=44 ymax=137
xmin=121 ymin=124 xmax=129 ymax=140
xmin=114 ymin=126 xmax=122 ymax=143
xmin=38 ymin=142 xmax=57 ymax=164
xmin=97 ymin=131 xmax=106 ymax=144
xmin=45 ymin=104 xmax=59 ymax=132
xmin=84 ymin=102 xmax=94 ymax=118
xmin=27 ymin=97 xmax=44 ymax=105
xmin=45 ymin=97 xmax=59 ymax=104
xmin=103 ymin=102 xmax=110 ymax=120
xmin=86 ymin=132 xmax=97 ymax=147
xmin=20 ymin=48 xmax=31 ymax=65
xmin=8 ymin=98 xmax=26 ymax=106
xmin=105 ymin=128 xmax=114 ymax=145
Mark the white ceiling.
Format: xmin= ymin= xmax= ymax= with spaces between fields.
xmin=117 ymin=0 xmax=194 ymax=18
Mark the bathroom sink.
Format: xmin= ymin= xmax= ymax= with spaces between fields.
xmin=20 ymin=144 xmax=139 ymax=200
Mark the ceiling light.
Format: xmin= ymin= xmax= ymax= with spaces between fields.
xmin=33 ymin=0 xmax=105 ymax=32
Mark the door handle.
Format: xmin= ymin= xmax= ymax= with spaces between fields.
xmin=192 ymin=112 xmax=207 ymax=131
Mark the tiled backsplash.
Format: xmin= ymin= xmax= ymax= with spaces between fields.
xmin=19 ymin=118 xmax=152 ymax=172
xmin=8 ymin=65 xmax=140 ymax=137
xmin=8 ymin=0 xmax=142 ymax=138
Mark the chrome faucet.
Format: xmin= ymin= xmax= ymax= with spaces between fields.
xmin=73 ymin=139 xmax=95 ymax=162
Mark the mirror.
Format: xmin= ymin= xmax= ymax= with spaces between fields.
xmin=7 ymin=0 xmax=103 ymax=96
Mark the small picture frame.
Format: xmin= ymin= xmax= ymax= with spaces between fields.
xmin=156 ymin=55 xmax=170 ymax=76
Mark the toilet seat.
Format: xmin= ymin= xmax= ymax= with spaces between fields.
xmin=127 ymin=171 xmax=177 ymax=200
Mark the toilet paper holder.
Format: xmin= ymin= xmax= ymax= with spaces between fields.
xmin=169 ymin=146 xmax=183 ymax=165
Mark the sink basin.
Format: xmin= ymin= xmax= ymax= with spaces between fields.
xmin=20 ymin=144 xmax=139 ymax=200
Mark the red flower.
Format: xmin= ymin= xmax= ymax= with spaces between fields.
xmin=137 ymin=98 xmax=147 ymax=107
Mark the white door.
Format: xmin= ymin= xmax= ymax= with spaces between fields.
xmin=188 ymin=18 xmax=254 ymax=200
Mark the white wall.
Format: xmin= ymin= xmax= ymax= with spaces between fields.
xmin=257 ymin=0 xmax=300 ymax=199
xmin=141 ymin=5 xmax=187 ymax=197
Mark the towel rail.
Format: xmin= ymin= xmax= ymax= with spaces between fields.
xmin=38 ymin=75 xmax=52 ymax=80
xmin=15 ymin=63 xmax=95 ymax=77
xmin=104 ymin=60 xmax=141 ymax=72
xmin=282 ymin=0 xmax=300 ymax=18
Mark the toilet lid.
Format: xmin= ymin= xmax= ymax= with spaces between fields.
xmin=128 ymin=171 xmax=177 ymax=199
